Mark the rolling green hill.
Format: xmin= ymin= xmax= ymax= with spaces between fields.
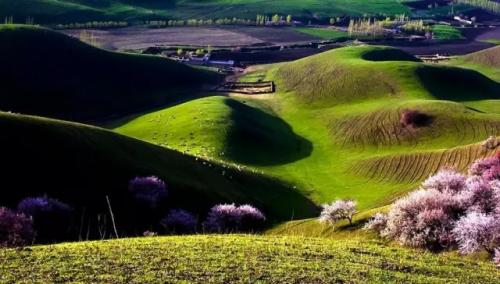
xmin=1 ymin=235 xmax=499 ymax=283
xmin=113 ymin=96 xmax=313 ymax=166
xmin=0 ymin=110 xmax=317 ymax=236
xmin=0 ymin=25 xmax=221 ymax=121
xmin=115 ymin=46 xmax=500 ymax=212
xmin=0 ymin=0 xmax=410 ymax=24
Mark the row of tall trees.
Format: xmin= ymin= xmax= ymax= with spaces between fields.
xmin=55 ymin=21 xmax=128 ymax=29
xmin=3 ymin=16 xmax=36 ymax=25
xmin=347 ymin=18 xmax=385 ymax=38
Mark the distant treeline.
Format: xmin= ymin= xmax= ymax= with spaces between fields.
xmin=146 ymin=14 xmax=293 ymax=28
xmin=456 ymin=0 xmax=500 ymax=15
xmin=49 ymin=14 xmax=295 ymax=29
xmin=54 ymin=21 xmax=129 ymax=29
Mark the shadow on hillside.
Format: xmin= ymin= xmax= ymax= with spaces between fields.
xmin=0 ymin=112 xmax=320 ymax=243
xmin=361 ymin=48 xmax=421 ymax=62
xmin=416 ymin=65 xmax=500 ymax=101
xmin=224 ymin=99 xmax=313 ymax=166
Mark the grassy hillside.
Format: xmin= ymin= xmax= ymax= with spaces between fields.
xmin=0 ymin=110 xmax=318 ymax=237
xmin=0 ymin=0 xmax=409 ymax=24
xmin=447 ymin=45 xmax=500 ymax=81
xmin=1 ymin=235 xmax=498 ymax=283
xmin=114 ymin=96 xmax=313 ymax=166
xmin=0 ymin=25 xmax=220 ymax=121
xmin=115 ymin=45 xmax=500 ymax=212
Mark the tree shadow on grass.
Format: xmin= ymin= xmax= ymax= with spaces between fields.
xmin=224 ymin=98 xmax=313 ymax=166
xmin=415 ymin=65 xmax=500 ymax=101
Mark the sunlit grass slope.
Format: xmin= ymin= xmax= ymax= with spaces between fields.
xmin=1 ymin=235 xmax=498 ymax=283
xmin=115 ymin=45 xmax=500 ymax=212
xmin=0 ymin=0 xmax=409 ymax=23
xmin=114 ymin=96 xmax=312 ymax=166
xmin=0 ymin=25 xmax=220 ymax=121
xmin=0 ymin=111 xmax=317 ymax=223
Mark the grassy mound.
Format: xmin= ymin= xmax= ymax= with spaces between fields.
xmin=113 ymin=96 xmax=313 ymax=166
xmin=273 ymin=47 xmax=402 ymax=107
xmin=0 ymin=111 xmax=317 ymax=229
xmin=272 ymin=46 xmax=499 ymax=107
xmin=0 ymin=25 xmax=220 ymax=121
xmin=1 ymin=235 xmax=498 ymax=283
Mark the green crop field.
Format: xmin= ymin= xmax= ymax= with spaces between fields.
xmin=294 ymin=27 xmax=348 ymax=40
xmin=1 ymin=235 xmax=499 ymax=283
xmin=0 ymin=0 xmax=410 ymax=24
xmin=432 ymin=24 xmax=464 ymax=40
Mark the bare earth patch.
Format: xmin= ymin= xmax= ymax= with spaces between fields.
xmin=63 ymin=27 xmax=317 ymax=50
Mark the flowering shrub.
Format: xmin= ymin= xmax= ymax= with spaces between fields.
xmin=143 ymin=230 xmax=158 ymax=237
xmin=363 ymin=212 xmax=388 ymax=234
xmin=17 ymin=196 xmax=72 ymax=242
xmin=382 ymin=189 xmax=459 ymax=250
xmin=463 ymin=176 xmax=500 ymax=214
xmin=319 ymin=200 xmax=357 ymax=226
xmin=161 ymin=209 xmax=197 ymax=234
xmin=238 ymin=204 xmax=267 ymax=231
xmin=365 ymin=156 xmax=500 ymax=263
xmin=128 ymin=176 xmax=167 ymax=208
xmin=203 ymin=204 xmax=265 ymax=233
xmin=468 ymin=155 xmax=500 ymax=176
xmin=452 ymin=212 xmax=500 ymax=254
xmin=18 ymin=196 xmax=72 ymax=216
xmin=0 ymin=207 xmax=34 ymax=247
xmin=421 ymin=168 xmax=466 ymax=193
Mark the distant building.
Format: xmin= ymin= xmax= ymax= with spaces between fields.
xmin=453 ymin=16 xmax=472 ymax=25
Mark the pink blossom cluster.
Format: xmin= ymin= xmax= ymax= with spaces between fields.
xmin=364 ymin=155 xmax=500 ymax=263
xmin=203 ymin=204 xmax=265 ymax=233
xmin=128 ymin=176 xmax=167 ymax=208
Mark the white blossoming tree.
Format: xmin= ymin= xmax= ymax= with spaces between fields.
xmin=319 ymin=199 xmax=357 ymax=226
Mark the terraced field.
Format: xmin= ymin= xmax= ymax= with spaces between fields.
xmin=352 ymin=141 xmax=500 ymax=184
xmin=331 ymin=101 xmax=500 ymax=148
